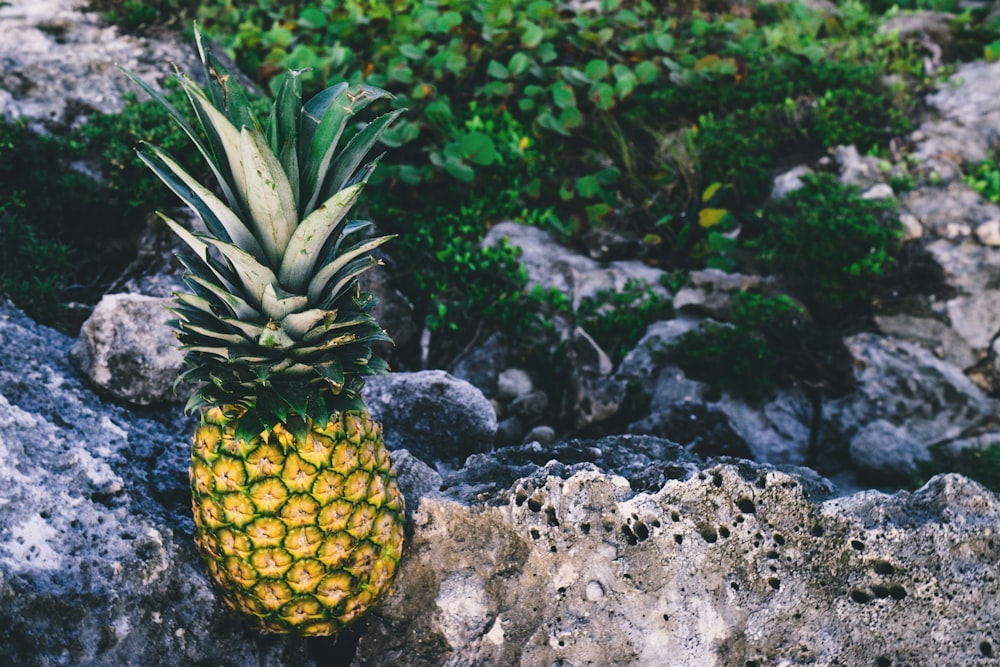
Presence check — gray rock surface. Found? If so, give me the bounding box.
[824,333,997,475]
[6,299,1000,666]
[70,293,185,405]
[482,222,669,311]
[0,0,201,123]
[849,418,929,480]
[0,301,320,666]
[365,370,498,465]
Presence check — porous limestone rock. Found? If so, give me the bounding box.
[359,462,1000,667]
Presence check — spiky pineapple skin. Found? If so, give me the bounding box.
[190,405,404,636]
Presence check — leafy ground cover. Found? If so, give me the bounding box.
[4,0,1000,388]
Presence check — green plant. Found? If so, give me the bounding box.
[965,158,1000,203]
[86,0,201,33]
[923,441,1000,492]
[576,279,674,364]
[0,202,75,323]
[758,172,903,317]
[666,290,813,403]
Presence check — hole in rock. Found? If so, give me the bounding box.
[875,658,891,667]
[737,498,756,514]
[674,534,683,545]
[888,585,907,600]
[700,527,718,544]
[633,521,650,541]
[773,534,785,546]
[527,497,543,513]
[851,540,865,551]
[850,590,872,604]
[981,641,994,658]
[872,585,890,599]
[811,524,824,537]
[718,526,730,539]
[873,561,895,576]
[545,507,559,527]
[621,525,639,546]
[580,523,591,535]
[712,473,723,487]
[768,577,780,590]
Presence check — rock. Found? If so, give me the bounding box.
[70,293,185,406]
[482,222,669,311]
[900,212,924,240]
[715,390,815,465]
[849,419,929,480]
[523,425,557,446]
[976,219,1000,246]
[495,415,527,448]
[770,165,812,199]
[567,327,621,429]
[629,401,753,461]
[672,269,783,320]
[0,300,319,665]
[909,60,1000,184]
[495,368,533,402]
[824,333,997,473]
[901,183,1000,238]
[360,264,418,348]
[359,463,1000,666]
[0,0,202,124]
[450,331,509,398]
[509,390,550,423]
[835,144,885,190]
[874,313,977,369]
[9,299,1000,666]
[924,238,1000,356]
[861,183,895,200]
[365,370,498,465]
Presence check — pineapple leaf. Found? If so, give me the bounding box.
[261,283,309,320]
[172,72,246,215]
[120,66,241,214]
[268,69,305,201]
[315,360,346,388]
[195,25,260,133]
[159,213,241,295]
[137,144,266,259]
[233,408,267,444]
[321,109,404,200]
[281,308,335,339]
[278,182,364,292]
[307,236,394,303]
[316,256,382,308]
[299,82,348,156]
[199,235,280,309]
[240,127,298,267]
[300,84,393,215]
[185,272,259,321]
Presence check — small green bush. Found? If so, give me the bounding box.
[758,173,903,317]
[85,0,200,34]
[667,291,812,403]
[576,279,674,364]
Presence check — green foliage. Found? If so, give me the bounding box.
[85,0,201,33]
[964,158,1000,203]
[924,441,1000,492]
[758,173,903,317]
[0,117,120,329]
[667,291,813,403]
[195,0,922,276]
[576,279,674,364]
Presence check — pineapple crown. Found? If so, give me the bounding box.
[125,27,402,437]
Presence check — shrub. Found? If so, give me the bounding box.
[758,173,903,318]
[576,278,675,364]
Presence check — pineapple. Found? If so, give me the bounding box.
[125,29,405,636]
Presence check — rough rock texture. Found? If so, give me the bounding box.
[824,333,997,463]
[0,301,321,666]
[482,222,669,311]
[70,293,185,405]
[361,463,1000,667]
[365,370,498,465]
[6,299,1000,666]
[0,0,201,123]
